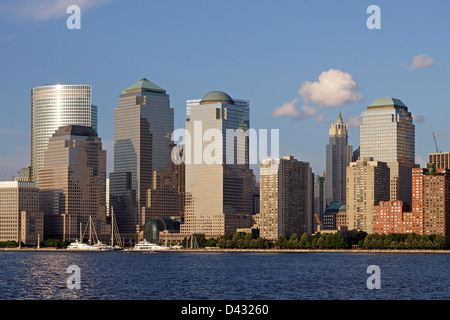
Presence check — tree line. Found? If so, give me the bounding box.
[182,231,448,250]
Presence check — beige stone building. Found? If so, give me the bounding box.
[346,158,390,234]
[0,181,43,246]
[181,91,254,238]
[259,156,314,241]
[38,125,107,241]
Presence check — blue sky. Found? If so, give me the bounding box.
[0,0,449,179]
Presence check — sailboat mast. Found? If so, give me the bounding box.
[89,216,92,245]
[111,207,114,246]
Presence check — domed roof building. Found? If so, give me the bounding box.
[199,91,235,105]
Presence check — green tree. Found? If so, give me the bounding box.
[299,233,309,249]
[433,235,446,249]
[316,236,325,249]
[331,233,346,249]
[217,238,226,248]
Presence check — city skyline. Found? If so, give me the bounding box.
[1,0,449,180]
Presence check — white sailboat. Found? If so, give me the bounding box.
[110,207,123,250]
[67,216,114,251]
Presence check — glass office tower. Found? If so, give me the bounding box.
[111,78,174,239]
[360,97,418,206]
[31,84,97,185]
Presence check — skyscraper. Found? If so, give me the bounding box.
[38,125,106,241]
[346,158,390,234]
[31,84,97,185]
[110,78,174,240]
[412,164,450,241]
[181,91,254,237]
[360,97,418,206]
[260,156,313,240]
[325,111,352,205]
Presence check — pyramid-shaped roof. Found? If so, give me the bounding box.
[368,97,407,108]
[336,110,344,124]
[123,78,166,94]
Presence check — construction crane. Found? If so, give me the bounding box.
[314,214,323,232]
[433,132,441,153]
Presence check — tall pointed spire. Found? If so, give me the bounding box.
[336,110,343,124]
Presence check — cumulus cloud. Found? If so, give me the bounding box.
[408,54,434,70]
[300,105,318,117]
[347,112,364,127]
[413,114,425,124]
[298,69,362,107]
[272,98,301,118]
[1,0,112,21]
[315,112,330,123]
[272,99,318,121]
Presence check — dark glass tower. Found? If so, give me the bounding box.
[110,78,174,241]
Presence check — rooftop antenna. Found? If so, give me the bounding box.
[433,132,441,153]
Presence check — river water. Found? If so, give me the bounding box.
[0,251,449,300]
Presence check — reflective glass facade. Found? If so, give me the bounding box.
[31,84,97,185]
[360,99,417,205]
[111,79,174,236]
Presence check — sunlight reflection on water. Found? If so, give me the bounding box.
[0,251,449,300]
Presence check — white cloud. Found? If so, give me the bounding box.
[298,69,362,107]
[2,0,112,21]
[413,114,425,124]
[347,112,364,127]
[315,112,330,123]
[272,98,301,118]
[272,99,319,121]
[300,105,318,117]
[408,54,434,70]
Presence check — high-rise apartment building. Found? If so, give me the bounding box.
[360,97,418,206]
[31,84,97,185]
[0,181,43,245]
[259,156,313,240]
[372,200,409,235]
[428,152,450,170]
[38,125,106,241]
[412,164,450,241]
[181,91,254,237]
[325,111,352,205]
[346,158,390,234]
[110,78,174,240]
